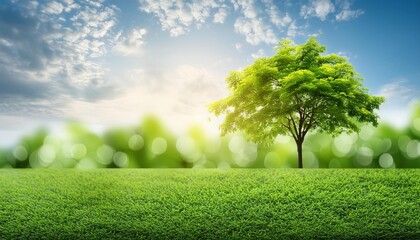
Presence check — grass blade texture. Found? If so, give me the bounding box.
[0,169,419,239]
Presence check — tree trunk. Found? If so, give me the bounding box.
[297,140,303,168]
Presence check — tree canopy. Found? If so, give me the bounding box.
[209,37,384,168]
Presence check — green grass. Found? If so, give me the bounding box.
[0,169,419,239]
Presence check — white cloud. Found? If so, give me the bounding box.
[234,16,278,45]
[138,0,308,44]
[233,0,299,45]
[377,80,420,127]
[138,0,293,44]
[287,21,298,37]
[300,0,363,22]
[0,0,121,110]
[114,28,147,55]
[336,51,358,60]
[232,0,279,45]
[22,0,39,14]
[62,0,80,12]
[336,1,364,21]
[251,49,265,59]
[42,1,64,14]
[71,5,117,39]
[273,12,292,28]
[85,0,104,8]
[139,0,223,37]
[263,0,292,27]
[300,0,335,21]
[378,81,416,101]
[213,5,228,23]
[236,0,258,19]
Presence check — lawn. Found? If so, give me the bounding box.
[0,169,419,239]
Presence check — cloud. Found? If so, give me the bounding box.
[300,0,335,21]
[137,0,362,45]
[0,101,63,118]
[0,66,51,100]
[377,80,420,127]
[234,16,278,45]
[378,80,418,101]
[335,0,364,21]
[42,1,64,14]
[263,0,292,28]
[213,5,228,23]
[251,49,265,59]
[232,0,301,44]
[336,51,358,60]
[287,21,301,37]
[232,0,281,45]
[138,0,297,45]
[114,28,147,55]
[0,7,56,71]
[300,0,363,22]
[0,0,123,120]
[139,0,223,37]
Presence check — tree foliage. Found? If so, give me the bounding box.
[209,37,384,167]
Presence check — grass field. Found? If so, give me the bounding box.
[0,169,419,239]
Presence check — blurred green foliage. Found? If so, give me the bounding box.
[1,103,419,168]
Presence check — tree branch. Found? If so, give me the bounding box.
[287,114,299,141]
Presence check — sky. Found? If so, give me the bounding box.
[0,0,419,146]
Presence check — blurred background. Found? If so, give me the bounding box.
[1,102,419,169]
[1,1,419,169]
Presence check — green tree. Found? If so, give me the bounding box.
[209,37,384,168]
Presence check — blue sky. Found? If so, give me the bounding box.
[0,0,419,145]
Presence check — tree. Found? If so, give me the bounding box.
[209,37,384,168]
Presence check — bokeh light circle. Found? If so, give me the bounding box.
[356,147,373,166]
[96,145,114,165]
[229,135,245,154]
[71,144,87,159]
[176,136,196,156]
[406,140,420,159]
[13,146,28,161]
[38,144,56,166]
[379,153,393,168]
[332,134,355,157]
[113,152,129,167]
[128,135,144,151]
[151,137,167,155]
